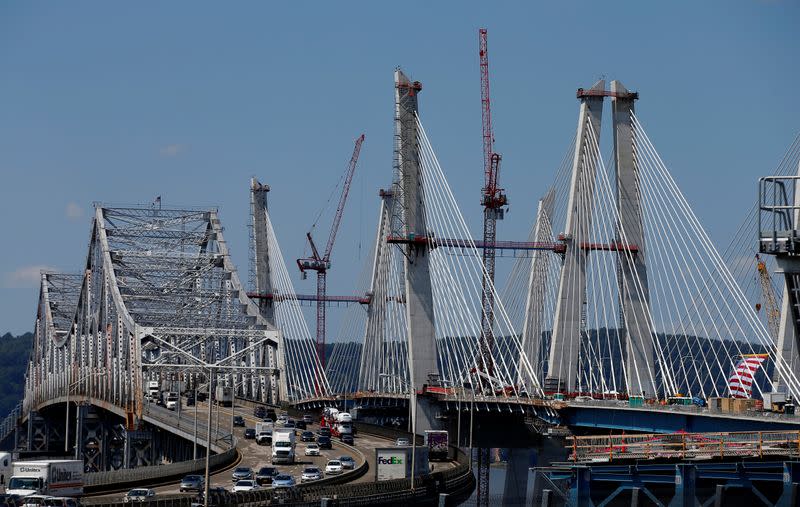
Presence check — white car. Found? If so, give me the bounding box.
[277,414,288,425]
[301,466,322,482]
[123,488,156,502]
[232,480,260,492]
[574,396,594,402]
[305,443,320,456]
[325,460,344,475]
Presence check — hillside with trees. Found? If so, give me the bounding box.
[0,332,32,419]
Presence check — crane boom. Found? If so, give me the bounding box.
[324,134,365,260]
[297,134,365,372]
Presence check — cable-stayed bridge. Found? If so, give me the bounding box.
[3,69,800,496]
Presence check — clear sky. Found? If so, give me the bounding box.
[0,2,798,335]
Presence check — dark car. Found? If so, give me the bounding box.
[196,391,208,402]
[233,415,245,427]
[255,466,279,486]
[318,427,331,438]
[295,420,307,430]
[180,474,204,492]
[244,428,256,439]
[340,433,354,445]
[300,431,315,442]
[254,406,266,418]
[265,409,277,420]
[318,435,332,449]
[284,419,296,429]
[185,395,195,407]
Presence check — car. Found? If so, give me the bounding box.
[338,455,356,469]
[20,496,51,507]
[325,460,344,475]
[123,489,155,502]
[318,435,332,449]
[196,391,208,402]
[232,480,259,493]
[233,415,245,427]
[301,466,322,482]
[256,430,272,446]
[302,414,314,424]
[271,474,296,489]
[244,428,256,439]
[277,414,288,425]
[395,437,410,446]
[301,431,315,442]
[254,406,266,418]
[255,466,279,486]
[186,395,196,407]
[43,498,81,507]
[574,395,594,402]
[231,466,254,482]
[295,420,307,430]
[318,427,332,438]
[340,433,354,445]
[305,442,321,456]
[285,419,296,429]
[261,417,273,424]
[265,409,277,420]
[180,474,205,492]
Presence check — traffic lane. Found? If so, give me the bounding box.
[146,403,370,494]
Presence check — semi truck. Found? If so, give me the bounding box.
[6,460,83,498]
[271,429,296,464]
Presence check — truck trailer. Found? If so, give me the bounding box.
[7,460,83,498]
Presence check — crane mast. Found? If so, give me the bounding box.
[477,27,507,507]
[478,28,507,378]
[297,134,365,373]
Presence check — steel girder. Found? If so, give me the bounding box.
[24,206,287,436]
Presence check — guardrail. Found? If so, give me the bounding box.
[84,447,239,494]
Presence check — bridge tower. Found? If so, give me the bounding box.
[393,69,440,431]
[611,80,656,397]
[759,164,800,391]
[251,179,280,401]
[545,80,606,394]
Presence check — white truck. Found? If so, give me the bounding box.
[7,460,83,498]
[256,421,273,445]
[215,386,233,407]
[164,391,179,410]
[271,429,296,464]
[146,380,160,402]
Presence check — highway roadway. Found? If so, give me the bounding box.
[90,400,394,501]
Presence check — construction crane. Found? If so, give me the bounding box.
[297,134,365,371]
[756,254,781,341]
[478,27,507,382]
[476,27,507,507]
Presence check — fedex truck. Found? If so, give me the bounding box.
[7,460,83,497]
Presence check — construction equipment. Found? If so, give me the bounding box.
[755,254,781,341]
[297,134,365,371]
[476,27,507,507]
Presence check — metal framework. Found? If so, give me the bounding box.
[24,205,287,432]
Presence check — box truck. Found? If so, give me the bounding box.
[7,460,83,497]
[424,430,449,461]
[215,386,233,407]
[271,429,296,464]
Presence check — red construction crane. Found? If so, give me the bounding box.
[477,27,506,507]
[297,134,365,371]
[478,28,507,378]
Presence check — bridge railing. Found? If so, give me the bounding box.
[568,429,800,463]
[85,447,238,492]
[0,403,20,444]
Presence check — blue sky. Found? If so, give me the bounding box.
[0,2,797,335]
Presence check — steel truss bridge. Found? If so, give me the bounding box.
[2,68,800,499]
